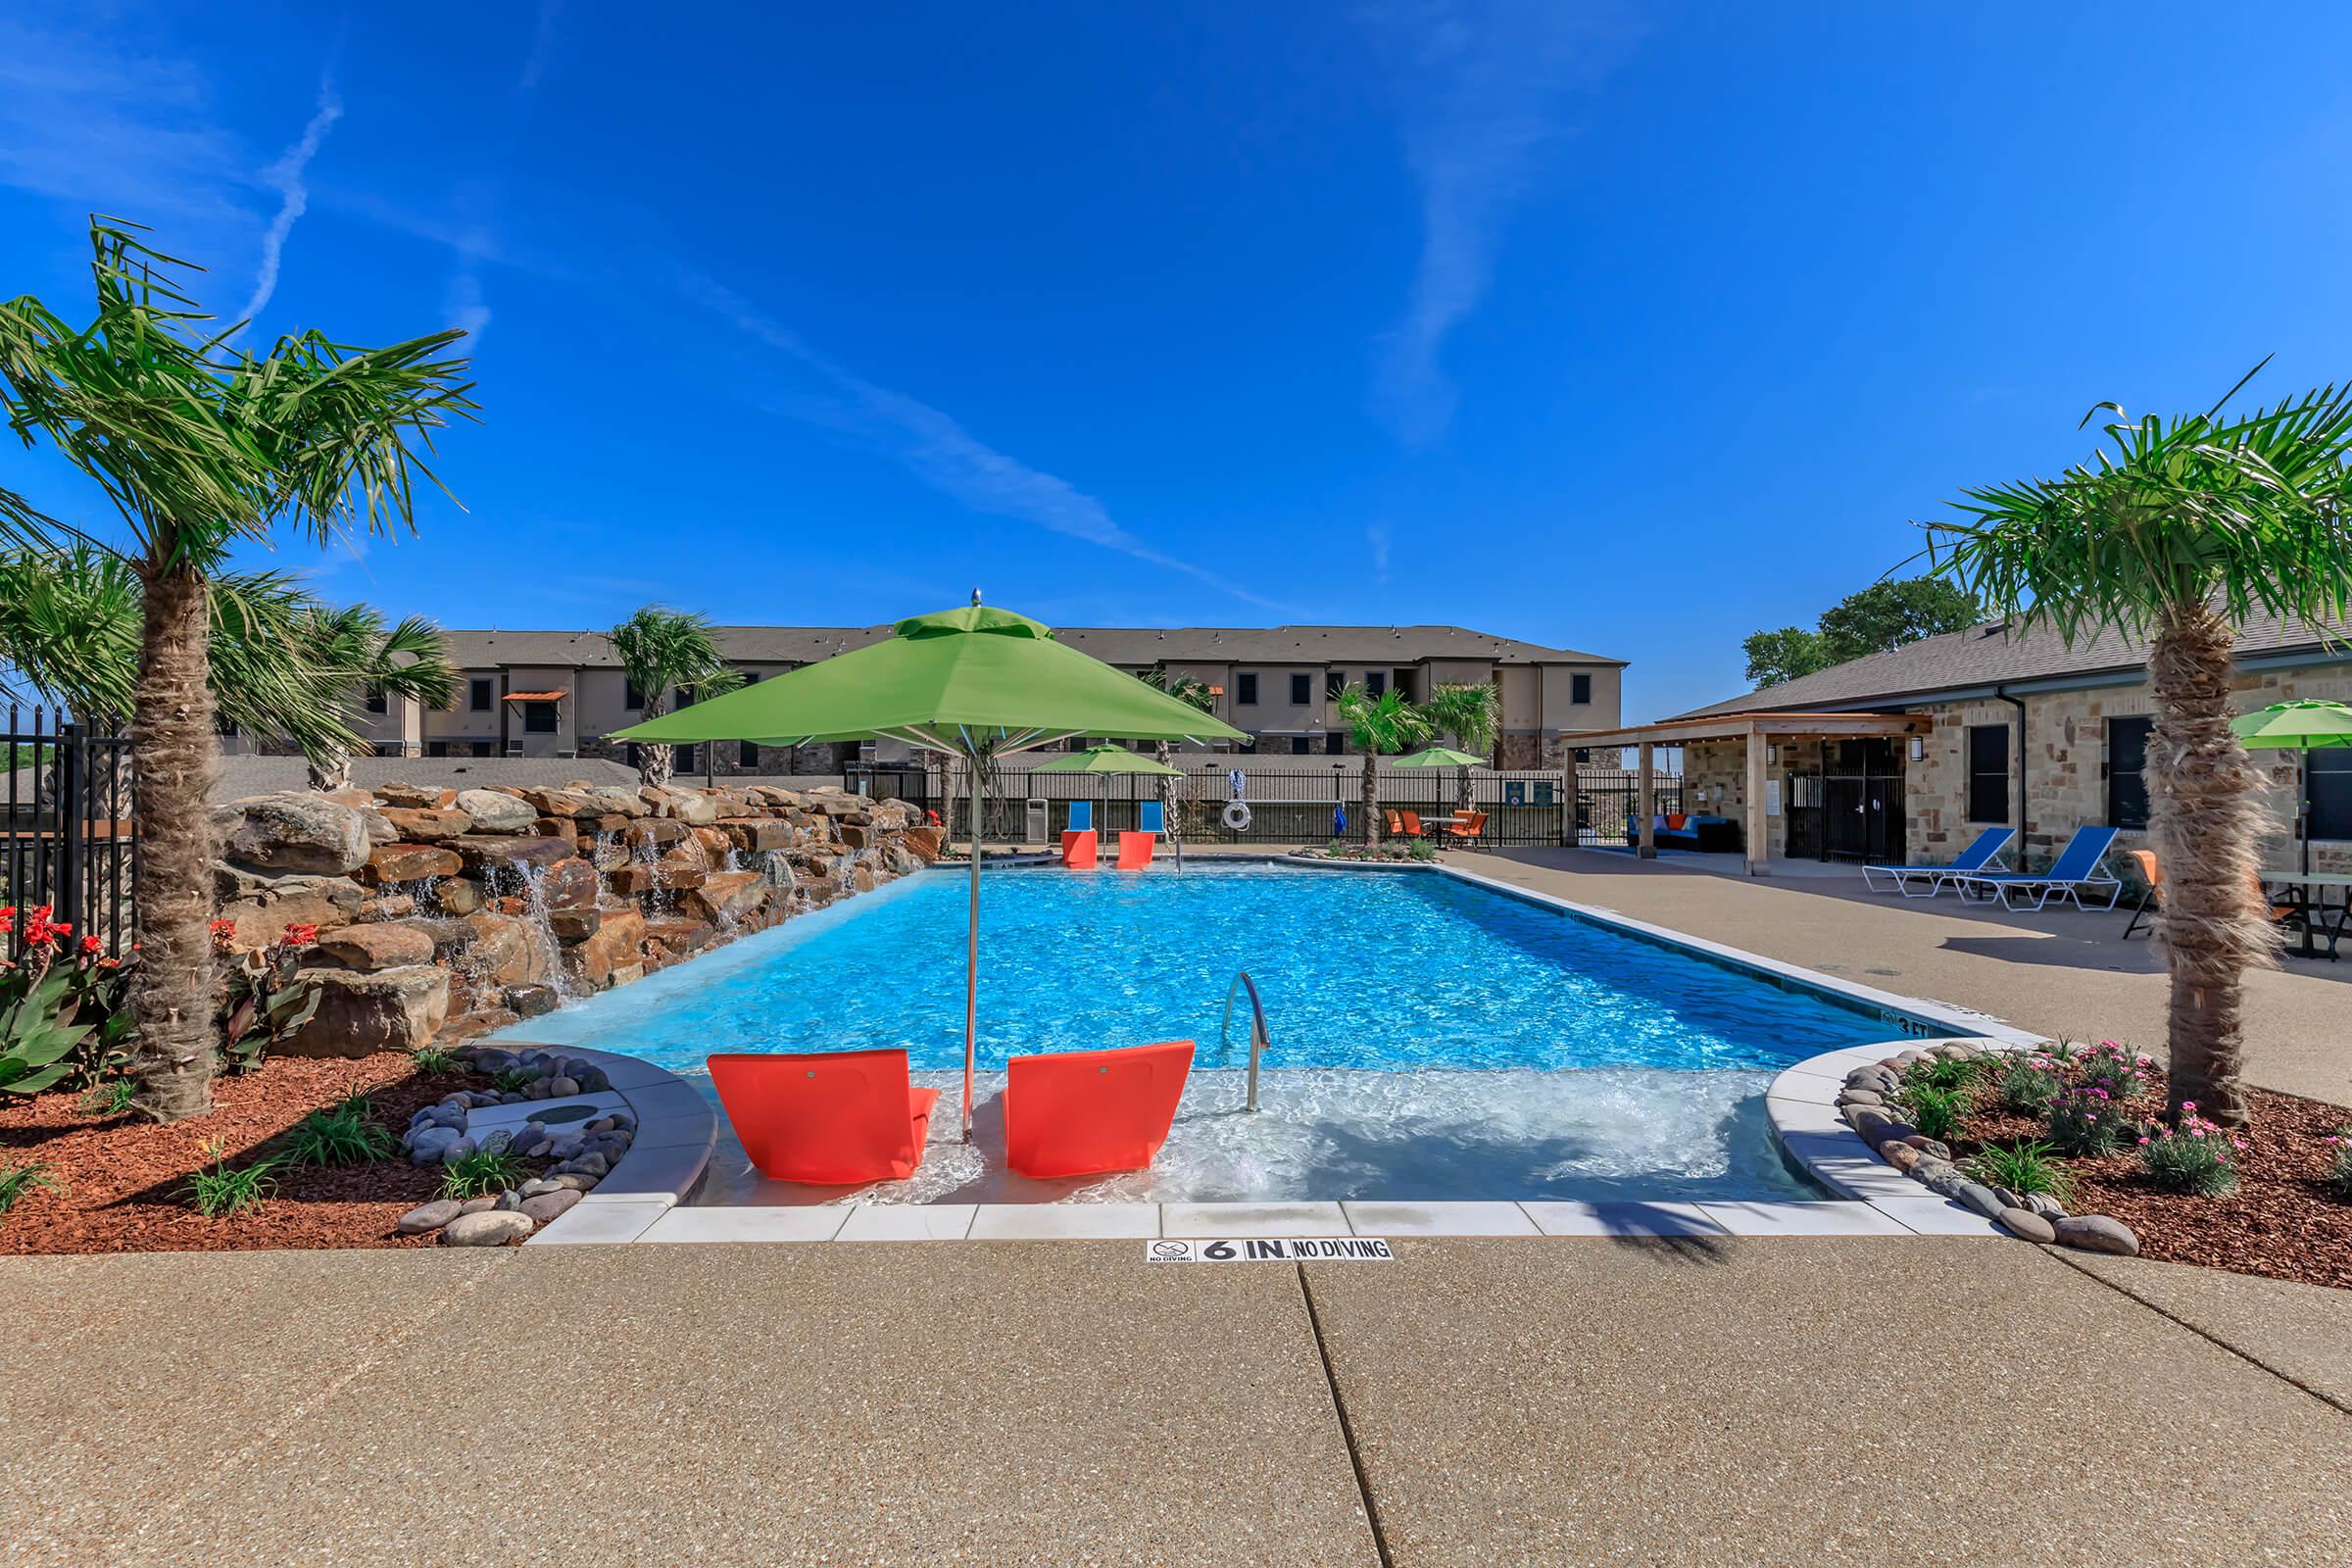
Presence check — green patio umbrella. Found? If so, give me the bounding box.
[2230,699,2352,876]
[1027,742,1185,776]
[612,596,1246,1142]
[1392,747,1486,768]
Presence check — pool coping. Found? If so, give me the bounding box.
[512,1047,719,1245]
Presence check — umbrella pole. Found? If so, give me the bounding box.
[962,751,979,1144]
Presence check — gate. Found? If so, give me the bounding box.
[3,708,136,960]
[1573,765,1686,845]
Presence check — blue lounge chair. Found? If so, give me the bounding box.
[1138,800,1165,835]
[1862,825,2015,898]
[1951,825,2124,911]
[1067,801,1093,834]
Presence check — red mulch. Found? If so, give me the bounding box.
[0,1054,482,1254]
[1944,1068,2352,1292]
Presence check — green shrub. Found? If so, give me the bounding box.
[79,1077,136,1117]
[439,1144,527,1200]
[181,1142,278,1217]
[282,1096,395,1168]
[1962,1140,2074,1203]
[1904,1085,1968,1142]
[2078,1040,2152,1102]
[2325,1130,2352,1201]
[1906,1054,1989,1093]
[2046,1085,2128,1156]
[2136,1105,2242,1198]
[0,1160,61,1214]
[409,1044,459,1075]
[490,1069,532,1094]
[1998,1053,2067,1115]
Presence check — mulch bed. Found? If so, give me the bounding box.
[1943,1068,2352,1292]
[0,1054,478,1254]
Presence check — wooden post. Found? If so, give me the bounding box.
[1637,741,1657,858]
[1744,724,1769,877]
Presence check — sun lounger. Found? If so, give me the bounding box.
[707,1048,939,1184]
[1004,1040,1195,1179]
[1951,825,2123,911]
[1114,830,1154,869]
[1060,829,1098,868]
[1862,825,2014,898]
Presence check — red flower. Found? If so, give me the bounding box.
[79,935,102,956]
[0,906,14,936]
[281,924,319,948]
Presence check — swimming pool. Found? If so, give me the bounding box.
[496,862,1928,1202]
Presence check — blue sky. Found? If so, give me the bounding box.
[5,2,2352,721]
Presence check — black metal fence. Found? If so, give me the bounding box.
[1572,766,1686,846]
[3,708,136,960]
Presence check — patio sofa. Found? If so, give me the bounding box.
[1646,813,1742,852]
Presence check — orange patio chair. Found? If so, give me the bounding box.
[1004,1040,1195,1179]
[1114,830,1155,870]
[1384,808,1406,837]
[2122,847,2291,939]
[1446,809,1488,846]
[1399,810,1427,837]
[708,1049,939,1184]
[1060,828,1099,868]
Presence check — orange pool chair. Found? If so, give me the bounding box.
[1399,810,1427,837]
[1004,1040,1195,1179]
[1114,830,1155,870]
[1060,829,1099,868]
[708,1049,939,1184]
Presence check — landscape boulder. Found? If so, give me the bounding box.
[454,789,539,834]
[540,856,600,910]
[564,906,647,989]
[376,784,459,809]
[214,866,367,946]
[454,835,577,876]
[312,921,438,972]
[460,910,549,987]
[2053,1215,2139,1256]
[685,870,766,927]
[214,792,373,876]
[440,1210,534,1247]
[281,965,450,1056]
[359,842,465,886]
[377,806,474,842]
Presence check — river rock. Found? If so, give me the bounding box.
[1837,1088,1884,1107]
[518,1189,581,1224]
[312,921,437,971]
[2023,1192,2068,1220]
[1952,1180,2008,1220]
[454,789,539,834]
[281,965,451,1055]
[440,1210,535,1247]
[1998,1207,2058,1244]
[2053,1215,2140,1255]
[214,792,374,876]
[396,1199,464,1235]
[1879,1141,1921,1172]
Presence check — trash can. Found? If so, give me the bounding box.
[1024,798,1049,847]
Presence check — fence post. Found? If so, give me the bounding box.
[56,722,86,945]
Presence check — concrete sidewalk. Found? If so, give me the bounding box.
[7,1240,2345,1567]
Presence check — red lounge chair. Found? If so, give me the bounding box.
[1114,830,1154,870]
[1004,1040,1195,1179]
[1060,829,1099,868]
[708,1049,939,1184]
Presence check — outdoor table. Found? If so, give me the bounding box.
[2260,870,2352,960]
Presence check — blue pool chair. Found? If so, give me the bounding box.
[1950,825,2124,911]
[1861,825,2014,898]
[1067,801,1093,833]
[1138,800,1165,835]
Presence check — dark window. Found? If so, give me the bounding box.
[2309,750,2352,842]
[2106,715,2152,830]
[1324,671,1344,700]
[426,740,451,758]
[364,684,387,714]
[469,676,493,712]
[624,742,640,767]
[1394,668,1414,700]
[217,717,240,738]
[739,741,760,768]
[523,702,560,735]
[1325,732,1346,756]
[624,680,644,710]
[1967,723,2009,824]
[1290,673,1311,706]
[372,741,403,757]
[676,744,698,774]
[1237,672,1258,706]
[470,740,495,759]
[1571,672,1593,705]
[1290,736,1313,756]
[1365,671,1387,697]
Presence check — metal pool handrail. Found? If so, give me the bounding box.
[1218,970,1269,1113]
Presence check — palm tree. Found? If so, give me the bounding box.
[1336,685,1429,849]
[1142,666,1215,842]
[288,605,458,789]
[609,607,744,788]
[0,220,473,1122]
[1421,680,1499,809]
[1927,363,2352,1126]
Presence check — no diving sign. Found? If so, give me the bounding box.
[1147,1238,1395,1262]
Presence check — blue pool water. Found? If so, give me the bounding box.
[506,863,1902,1072]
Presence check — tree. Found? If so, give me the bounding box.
[1926,363,2352,1127]
[1420,680,1498,808]
[1335,685,1429,849]
[0,221,473,1122]
[1141,666,1215,843]
[1743,576,1984,688]
[0,549,452,791]
[609,607,744,789]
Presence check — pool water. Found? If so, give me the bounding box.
[497,864,1913,1203]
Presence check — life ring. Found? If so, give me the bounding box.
[1221,800,1253,831]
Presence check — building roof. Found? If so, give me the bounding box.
[1674,609,2352,719]
[442,622,1621,670]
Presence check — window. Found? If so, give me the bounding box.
[1365,671,1387,697]
[372,741,404,757]
[1237,672,1258,706]
[1324,671,1344,700]
[1325,732,1346,755]
[470,740,495,759]
[675,744,698,774]
[426,740,450,758]
[364,684,387,714]
[1966,723,2009,824]
[624,680,644,710]
[1290,673,1311,706]
[469,677,493,712]
[739,741,760,768]
[2106,715,2152,830]
[1290,736,1313,756]
[523,702,560,735]
[2310,749,2352,843]
[1571,672,1592,705]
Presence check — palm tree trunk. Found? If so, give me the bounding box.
[307,743,352,793]
[640,742,673,791]
[126,561,220,1123]
[2147,600,2274,1126]
[1361,753,1379,849]
[1154,739,1184,844]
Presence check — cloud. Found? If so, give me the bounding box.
[683,271,1295,613]
[517,0,564,92]
[1363,0,1641,447]
[1367,522,1393,585]
[233,80,344,334]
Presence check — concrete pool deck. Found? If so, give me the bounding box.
[8,1238,2347,1566]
